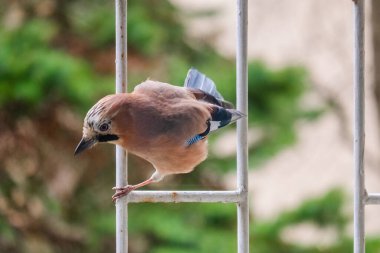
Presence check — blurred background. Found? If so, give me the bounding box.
[1,0,380,252]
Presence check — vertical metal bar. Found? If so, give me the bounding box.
[236,0,249,252]
[115,0,128,253]
[353,0,365,252]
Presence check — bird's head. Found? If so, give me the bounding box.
[74,95,123,155]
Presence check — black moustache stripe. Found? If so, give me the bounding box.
[97,134,119,142]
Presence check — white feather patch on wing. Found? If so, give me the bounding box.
[210,121,221,132]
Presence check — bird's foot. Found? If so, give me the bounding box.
[112,185,135,202]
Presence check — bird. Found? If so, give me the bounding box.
[75,68,245,201]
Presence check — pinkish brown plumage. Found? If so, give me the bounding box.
[75,68,245,201]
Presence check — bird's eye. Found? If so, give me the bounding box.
[99,123,110,132]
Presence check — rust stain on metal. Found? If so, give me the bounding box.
[172,192,178,203]
[142,197,155,203]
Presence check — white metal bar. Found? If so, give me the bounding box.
[127,190,243,203]
[115,0,128,253]
[365,193,380,205]
[353,0,365,252]
[236,0,249,252]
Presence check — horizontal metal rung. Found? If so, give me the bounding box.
[365,193,380,205]
[125,190,243,203]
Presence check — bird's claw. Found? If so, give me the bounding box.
[112,185,135,202]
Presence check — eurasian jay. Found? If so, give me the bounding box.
[75,68,245,201]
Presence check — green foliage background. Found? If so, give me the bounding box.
[0,0,377,252]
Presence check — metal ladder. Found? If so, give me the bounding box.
[113,1,249,252]
[352,0,380,252]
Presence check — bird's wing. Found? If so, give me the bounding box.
[185,105,245,147]
[208,106,245,131]
[185,119,211,146]
[184,68,233,109]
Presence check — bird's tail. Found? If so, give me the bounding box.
[184,68,234,109]
[184,68,224,100]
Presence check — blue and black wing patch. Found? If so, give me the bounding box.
[185,135,204,146]
[185,106,246,147]
[186,120,211,146]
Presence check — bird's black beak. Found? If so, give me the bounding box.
[74,137,97,156]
